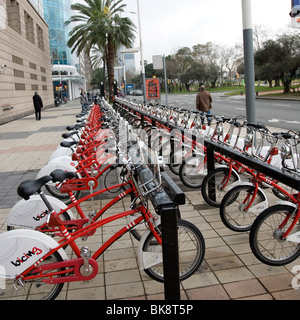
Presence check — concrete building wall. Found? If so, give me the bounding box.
[0,0,53,125]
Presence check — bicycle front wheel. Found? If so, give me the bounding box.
[201,166,240,207]
[0,251,64,300]
[220,185,266,232]
[250,205,300,266]
[179,156,206,188]
[142,219,205,282]
[168,150,182,175]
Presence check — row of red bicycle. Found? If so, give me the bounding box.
[114,97,300,267]
[0,98,205,300]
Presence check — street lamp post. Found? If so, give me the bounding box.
[241,0,256,124]
[163,54,168,107]
[137,0,147,103]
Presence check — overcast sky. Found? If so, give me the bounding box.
[122,0,293,67]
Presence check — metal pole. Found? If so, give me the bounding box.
[161,205,180,300]
[123,54,126,97]
[241,0,256,124]
[163,54,168,107]
[137,0,147,103]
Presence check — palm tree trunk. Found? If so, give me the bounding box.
[107,35,115,103]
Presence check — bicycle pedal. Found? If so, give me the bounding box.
[80,246,94,277]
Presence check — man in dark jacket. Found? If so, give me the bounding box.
[196,85,212,124]
[33,92,43,120]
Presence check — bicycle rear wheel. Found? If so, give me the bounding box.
[0,251,64,300]
[142,219,205,282]
[250,205,300,266]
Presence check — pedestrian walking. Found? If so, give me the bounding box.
[196,85,212,124]
[32,91,43,120]
[80,91,89,112]
[117,88,124,97]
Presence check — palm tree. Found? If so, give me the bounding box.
[65,0,136,101]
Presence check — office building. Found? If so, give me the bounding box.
[0,0,53,124]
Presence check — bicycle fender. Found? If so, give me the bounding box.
[235,182,253,187]
[49,147,73,162]
[137,218,162,270]
[0,229,68,279]
[228,181,256,189]
[7,194,75,229]
[48,155,79,167]
[217,168,241,191]
[228,183,268,212]
[275,200,297,209]
[247,199,269,213]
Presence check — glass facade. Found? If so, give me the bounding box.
[124,53,136,72]
[43,0,75,66]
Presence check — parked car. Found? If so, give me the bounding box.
[132,90,143,96]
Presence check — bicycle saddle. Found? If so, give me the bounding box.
[17,176,52,200]
[62,131,77,139]
[66,123,85,131]
[60,140,78,148]
[50,169,76,182]
[76,119,86,124]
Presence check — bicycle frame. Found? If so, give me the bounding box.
[17,202,161,285]
[14,166,163,286]
[37,179,137,236]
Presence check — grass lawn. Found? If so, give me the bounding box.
[206,85,300,99]
[164,84,300,99]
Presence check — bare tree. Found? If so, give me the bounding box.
[220,44,243,85]
[253,25,273,51]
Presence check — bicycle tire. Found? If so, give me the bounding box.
[168,150,181,175]
[179,156,206,188]
[142,219,205,282]
[250,205,300,266]
[201,167,240,207]
[0,251,64,300]
[220,185,266,232]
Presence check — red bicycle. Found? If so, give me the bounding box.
[0,157,205,299]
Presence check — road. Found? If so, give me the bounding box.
[128,93,300,132]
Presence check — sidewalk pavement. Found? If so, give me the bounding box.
[0,99,300,301]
